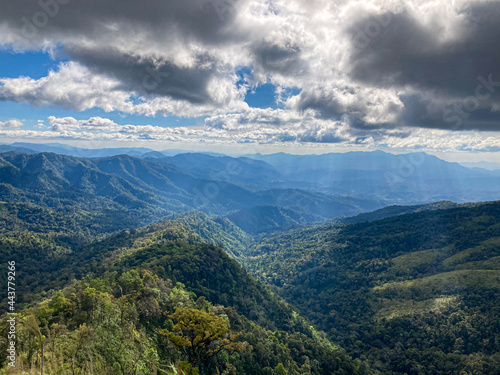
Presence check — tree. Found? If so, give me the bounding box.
[26,315,44,375]
[157,308,244,368]
[274,363,288,375]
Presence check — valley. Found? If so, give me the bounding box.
[0,147,499,374]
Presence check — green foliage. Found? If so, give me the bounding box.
[7,154,499,374]
[0,211,367,374]
[178,361,199,375]
[0,268,365,375]
[1,271,163,374]
[158,307,244,370]
[117,241,303,334]
[247,201,500,374]
[227,205,323,235]
[274,363,288,375]
[173,211,252,259]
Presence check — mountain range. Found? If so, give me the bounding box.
[0,146,499,373]
[2,143,500,208]
[0,152,385,231]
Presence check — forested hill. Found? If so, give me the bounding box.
[3,144,500,205]
[0,151,385,226]
[0,208,370,374]
[1,151,500,374]
[246,200,500,374]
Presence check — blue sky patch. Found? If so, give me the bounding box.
[0,50,66,79]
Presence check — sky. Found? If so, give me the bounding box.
[0,0,500,161]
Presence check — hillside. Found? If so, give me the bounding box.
[4,146,500,207]
[331,200,464,225]
[143,153,287,190]
[0,152,385,224]
[246,201,500,374]
[0,209,315,335]
[227,205,323,234]
[1,150,500,374]
[172,211,252,259]
[0,209,370,374]
[0,271,369,375]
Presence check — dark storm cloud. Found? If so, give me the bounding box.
[294,89,345,120]
[296,132,345,143]
[344,2,500,131]
[2,0,241,44]
[0,0,242,104]
[251,43,308,77]
[66,47,217,104]
[398,93,500,132]
[348,3,500,94]
[292,86,400,131]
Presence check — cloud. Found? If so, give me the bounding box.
[340,1,500,131]
[1,114,500,153]
[0,62,247,117]
[288,82,404,128]
[0,62,134,112]
[1,0,500,134]
[0,119,23,128]
[346,3,500,96]
[378,129,500,153]
[0,0,251,115]
[47,116,119,131]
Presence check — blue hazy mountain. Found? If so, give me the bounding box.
[142,152,292,189]
[4,142,224,158]
[0,144,39,154]
[247,151,500,203]
[8,142,155,158]
[0,152,384,222]
[3,145,500,205]
[142,150,227,158]
[461,161,500,170]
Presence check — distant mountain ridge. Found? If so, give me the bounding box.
[143,152,287,189]
[0,142,223,158]
[246,151,500,203]
[0,152,385,224]
[331,200,465,224]
[461,161,500,170]
[2,144,500,221]
[0,142,499,374]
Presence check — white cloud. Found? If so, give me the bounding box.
[0,119,23,128]
[0,61,247,117]
[2,114,499,154]
[0,0,500,139]
[0,62,134,112]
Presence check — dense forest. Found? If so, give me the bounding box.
[1,268,368,374]
[1,151,499,374]
[246,201,500,374]
[0,202,368,374]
